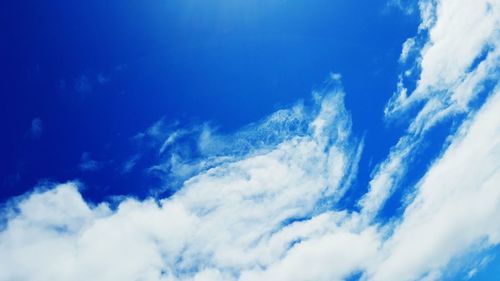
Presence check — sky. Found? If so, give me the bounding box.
[0,0,499,280]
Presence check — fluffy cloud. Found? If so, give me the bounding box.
[1,88,498,281]
[1,0,499,280]
[0,87,368,281]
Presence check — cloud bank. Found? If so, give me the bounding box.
[1,0,499,280]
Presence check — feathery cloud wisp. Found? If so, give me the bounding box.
[0,0,499,280]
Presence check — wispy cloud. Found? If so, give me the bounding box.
[74,75,92,94]
[368,87,500,281]
[386,0,418,15]
[386,0,499,132]
[0,82,368,281]
[360,0,500,221]
[1,86,499,281]
[29,118,43,138]
[3,80,498,281]
[120,154,141,174]
[0,0,499,280]
[78,152,103,172]
[96,73,110,84]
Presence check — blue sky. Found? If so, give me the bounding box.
[1,0,499,280]
[1,0,417,201]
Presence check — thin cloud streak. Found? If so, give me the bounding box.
[360,0,500,221]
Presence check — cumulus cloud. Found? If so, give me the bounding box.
[1,85,498,281]
[0,0,499,280]
[0,85,368,281]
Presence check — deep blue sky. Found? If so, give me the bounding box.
[2,1,500,280]
[1,0,419,202]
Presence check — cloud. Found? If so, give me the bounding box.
[2,82,498,281]
[121,154,141,174]
[29,118,43,138]
[385,0,499,133]
[360,0,500,221]
[0,0,499,280]
[358,0,500,278]
[96,73,110,84]
[78,152,103,172]
[1,92,500,281]
[466,254,494,280]
[74,75,92,94]
[386,0,418,15]
[0,80,500,280]
[0,84,368,281]
[60,70,113,96]
[368,87,500,281]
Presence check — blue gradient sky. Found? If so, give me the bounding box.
[1,0,418,201]
[1,1,499,280]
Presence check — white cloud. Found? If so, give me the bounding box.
[359,135,417,220]
[387,0,418,15]
[2,89,500,281]
[362,0,500,220]
[466,255,494,280]
[121,154,141,174]
[385,0,500,134]
[368,88,500,281]
[0,84,368,281]
[1,0,499,280]
[79,152,103,172]
[2,83,498,281]
[359,0,500,279]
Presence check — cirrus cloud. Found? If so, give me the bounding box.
[1,0,499,280]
